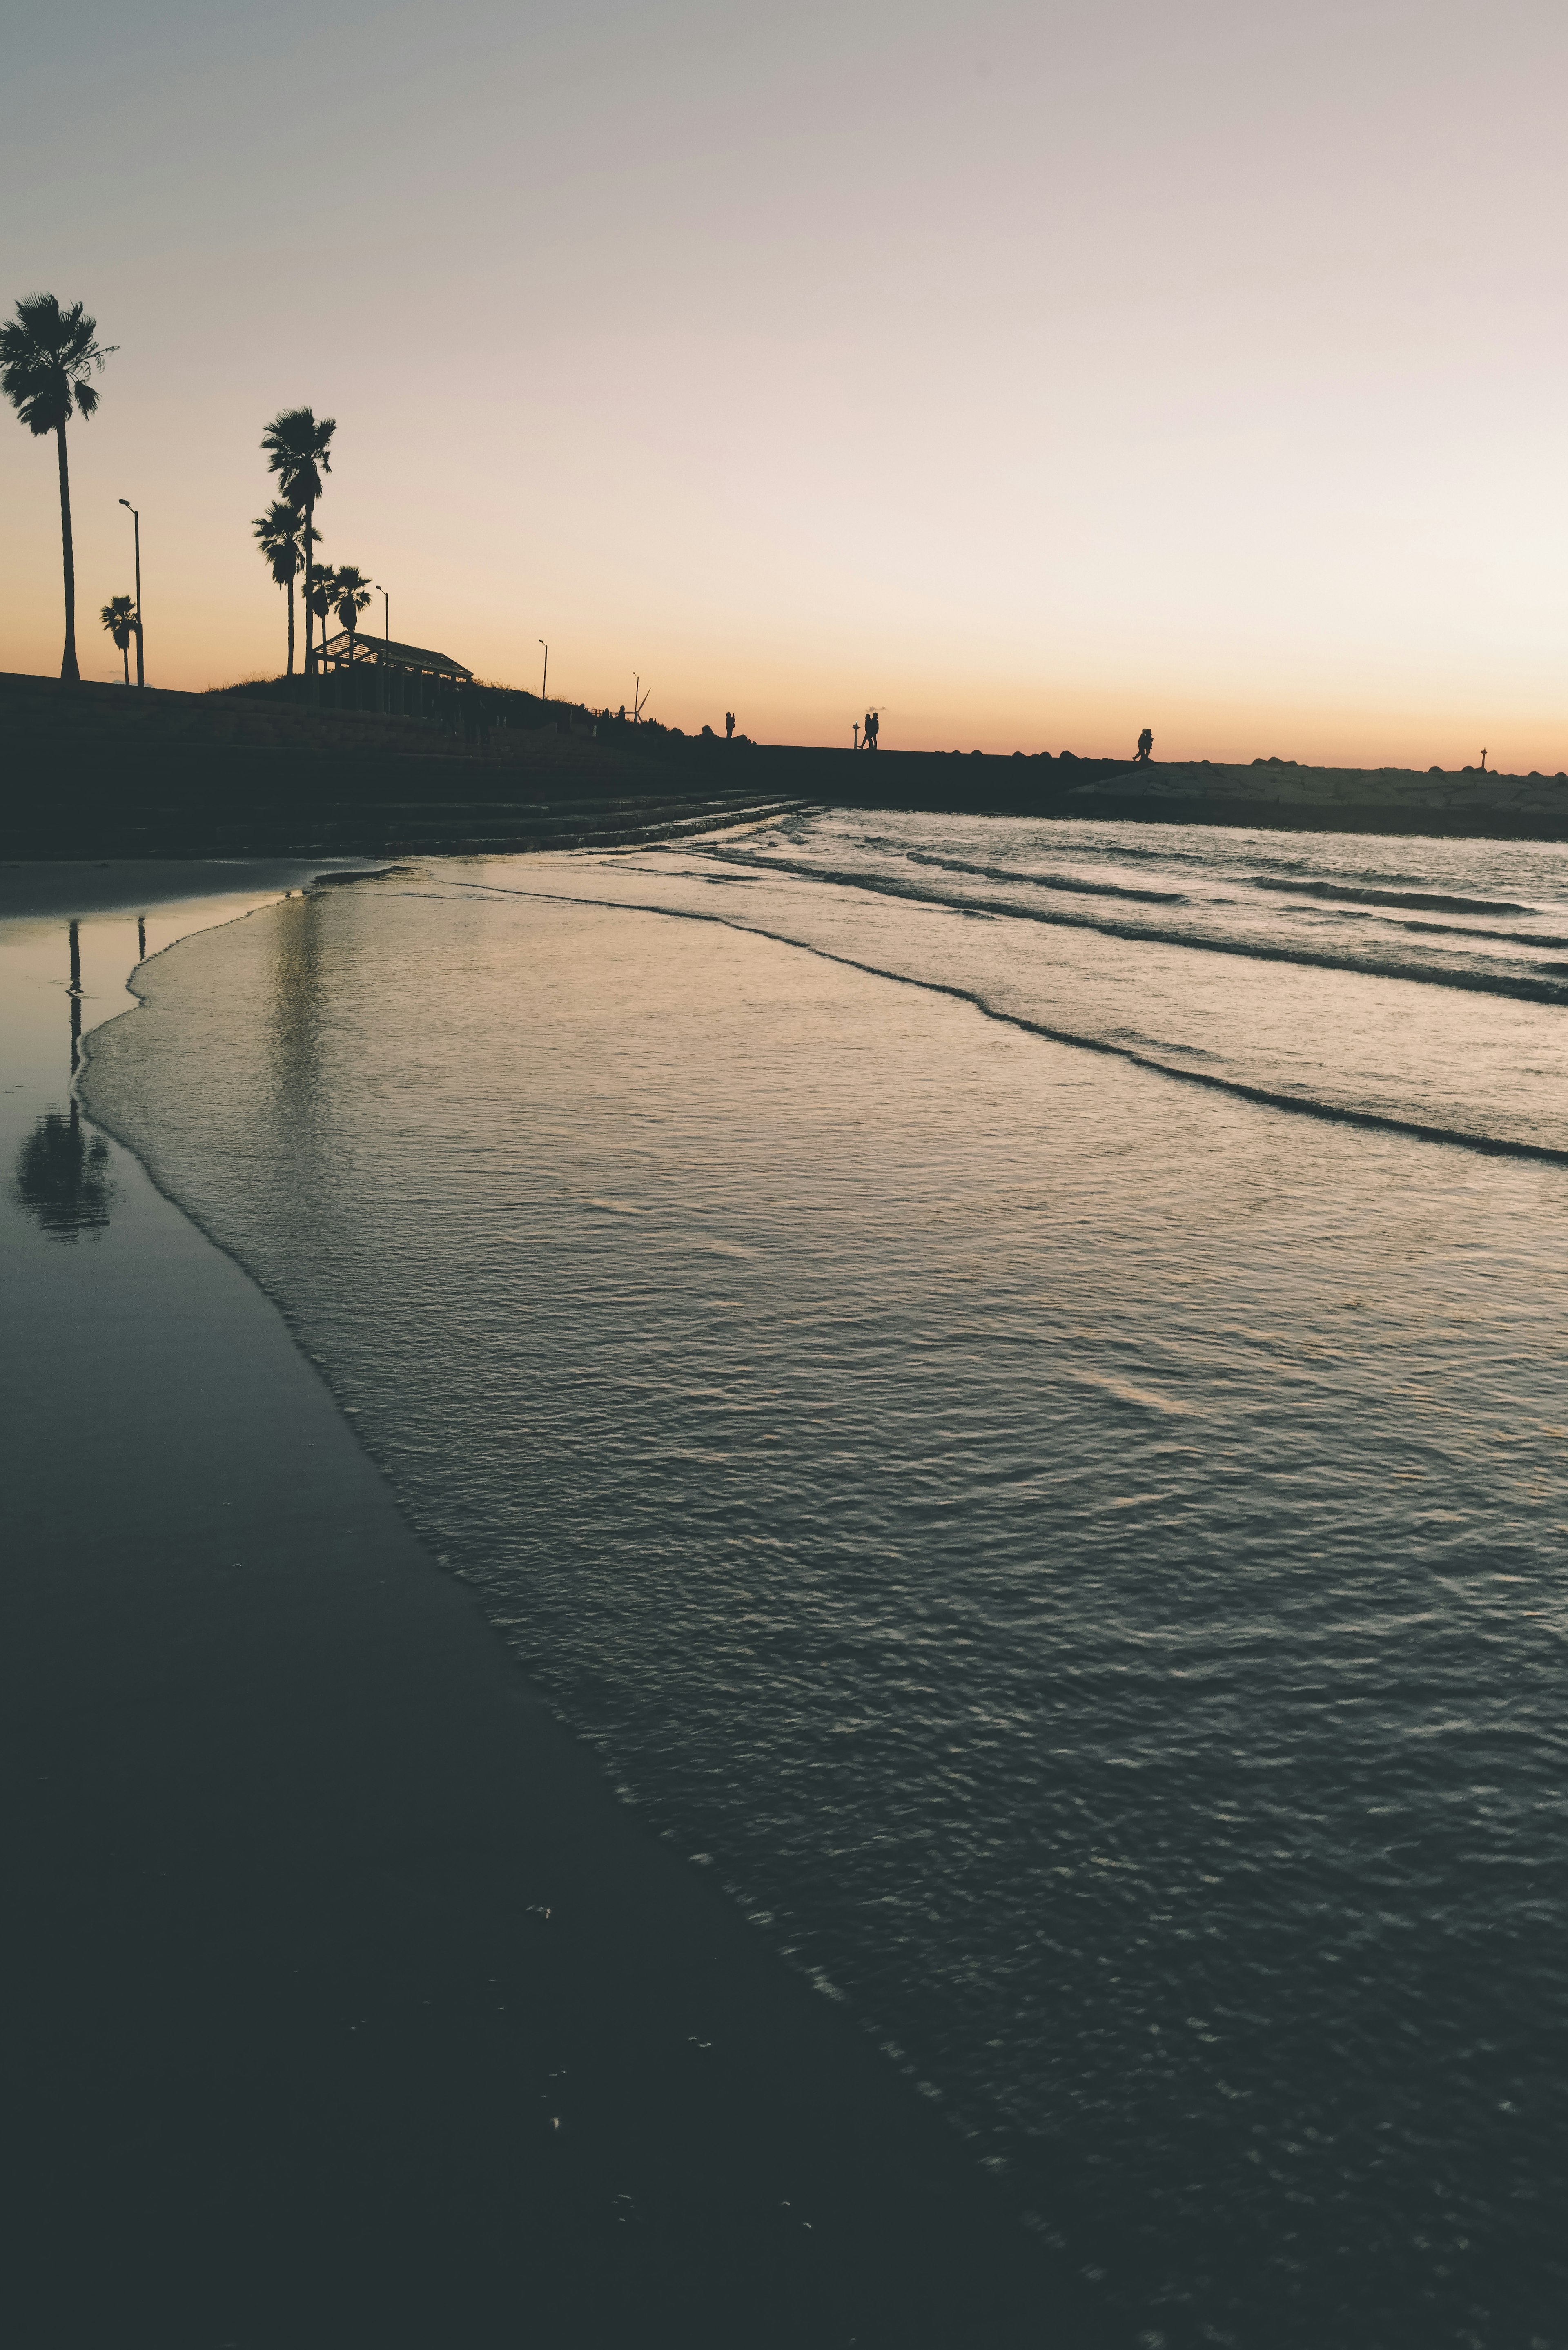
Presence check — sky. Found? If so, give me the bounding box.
[2,0,1565,765]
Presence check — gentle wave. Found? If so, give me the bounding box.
[471,880,1568,1167]
[75,854,1568,2346]
[904,849,1189,906]
[1250,875,1535,915]
[1395,918,1568,946]
[708,849,1568,1006]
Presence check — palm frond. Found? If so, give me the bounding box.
[330,562,373,629]
[100,593,134,649]
[252,499,309,582]
[1,292,115,436]
[261,405,336,508]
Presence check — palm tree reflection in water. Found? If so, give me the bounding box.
[267,890,331,1188]
[12,919,116,1241]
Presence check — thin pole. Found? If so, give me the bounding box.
[539,638,548,710]
[120,500,144,685]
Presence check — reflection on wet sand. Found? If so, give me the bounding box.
[13,1108,114,1240]
[266,890,332,1179]
[12,919,116,1241]
[69,916,81,1072]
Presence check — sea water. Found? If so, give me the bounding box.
[78,812,1568,2347]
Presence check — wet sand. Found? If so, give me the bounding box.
[0,865,1089,2348]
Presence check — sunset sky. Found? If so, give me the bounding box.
[2,0,1565,765]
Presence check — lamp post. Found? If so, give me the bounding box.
[117,499,143,686]
[539,638,548,713]
[376,584,390,713]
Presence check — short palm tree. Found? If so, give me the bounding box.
[100,594,136,685]
[332,564,373,667]
[1,294,115,684]
[260,406,335,673]
[307,566,339,664]
[251,500,317,676]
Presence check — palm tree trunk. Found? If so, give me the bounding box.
[56,424,79,684]
[121,639,129,687]
[287,576,295,676]
[303,500,314,676]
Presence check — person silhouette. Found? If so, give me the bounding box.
[1136,726,1153,764]
[726,711,735,740]
[866,709,880,751]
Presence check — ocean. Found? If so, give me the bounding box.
[79,810,1568,2347]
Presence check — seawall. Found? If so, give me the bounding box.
[7,672,1568,853]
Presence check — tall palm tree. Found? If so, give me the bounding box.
[332,564,372,669]
[260,406,335,674]
[1,295,115,684]
[100,594,135,685]
[251,499,317,676]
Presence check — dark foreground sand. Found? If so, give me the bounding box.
[1,866,1093,2349]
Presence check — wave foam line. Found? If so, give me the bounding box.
[698,850,1568,1006]
[902,850,1189,906]
[448,877,1568,1169]
[1250,876,1535,916]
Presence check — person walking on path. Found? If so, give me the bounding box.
[866,709,880,751]
[1136,726,1153,763]
[725,711,735,740]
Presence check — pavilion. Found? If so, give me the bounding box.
[317,629,472,717]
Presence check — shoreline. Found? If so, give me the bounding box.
[1,863,1091,2347]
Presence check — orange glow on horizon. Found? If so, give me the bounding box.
[3,2,1565,775]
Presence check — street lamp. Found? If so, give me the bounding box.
[117,499,144,686]
[539,638,548,712]
[374,584,390,713]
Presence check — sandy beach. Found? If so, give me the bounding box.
[10,822,1566,2346]
[0,862,1080,2348]
[9,5,1564,2336]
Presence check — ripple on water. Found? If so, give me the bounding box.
[78,825,1568,2347]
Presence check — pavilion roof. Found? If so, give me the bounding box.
[319,629,472,680]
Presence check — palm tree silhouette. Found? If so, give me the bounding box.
[261,407,335,676]
[307,567,339,664]
[1,295,116,684]
[100,594,136,685]
[252,500,317,677]
[332,564,372,671]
